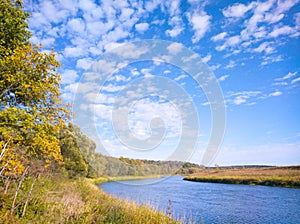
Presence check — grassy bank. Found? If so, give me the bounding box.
[184,166,300,188]
[0,175,180,223]
[90,174,165,184]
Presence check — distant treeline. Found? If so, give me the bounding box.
[206,165,300,170]
[60,123,204,178]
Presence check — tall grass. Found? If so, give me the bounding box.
[0,175,180,223]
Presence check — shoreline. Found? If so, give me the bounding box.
[183,166,300,189]
[89,174,167,184]
[183,176,300,188]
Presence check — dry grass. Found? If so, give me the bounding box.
[184,166,300,188]
[1,176,181,223]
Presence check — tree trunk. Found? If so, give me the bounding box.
[22,177,36,217]
[10,166,29,216]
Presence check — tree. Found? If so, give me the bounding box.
[0,0,31,57]
[0,0,69,178]
[59,124,88,178]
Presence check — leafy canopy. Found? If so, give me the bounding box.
[0,0,69,176]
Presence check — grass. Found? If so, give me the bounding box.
[107,174,165,182]
[88,174,165,184]
[184,166,300,188]
[0,175,180,224]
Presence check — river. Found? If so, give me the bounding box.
[100,176,300,223]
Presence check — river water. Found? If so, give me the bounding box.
[100,176,300,223]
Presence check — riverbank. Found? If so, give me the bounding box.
[90,174,165,184]
[183,166,300,188]
[0,175,179,223]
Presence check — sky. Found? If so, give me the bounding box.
[25,0,300,166]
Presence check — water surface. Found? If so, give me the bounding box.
[100,176,300,223]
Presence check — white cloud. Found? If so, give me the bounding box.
[76,57,94,70]
[272,81,288,86]
[29,12,49,29]
[141,68,152,76]
[227,35,241,46]
[275,72,297,81]
[215,35,241,51]
[227,91,261,105]
[101,84,125,92]
[269,91,282,97]
[174,74,188,81]
[253,27,267,39]
[215,44,226,51]
[104,42,124,52]
[64,46,86,58]
[111,74,129,82]
[87,21,114,38]
[223,3,254,18]
[58,0,78,13]
[102,27,130,44]
[131,69,140,76]
[231,0,300,47]
[40,1,57,21]
[41,37,55,47]
[261,55,283,65]
[110,43,148,59]
[276,0,299,14]
[233,96,247,105]
[163,70,171,75]
[166,25,184,37]
[84,93,114,104]
[164,0,184,38]
[61,69,79,84]
[145,0,161,12]
[211,32,227,41]
[92,103,113,121]
[209,64,221,71]
[135,22,149,33]
[119,7,134,22]
[225,60,236,69]
[291,77,300,84]
[269,25,294,37]
[187,11,211,43]
[218,75,229,82]
[167,42,183,54]
[182,53,198,62]
[67,18,85,33]
[78,0,97,11]
[126,98,182,140]
[253,42,275,54]
[201,54,211,63]
[201,101,210,106]
[63,82,79,94]
[264,13,284,24]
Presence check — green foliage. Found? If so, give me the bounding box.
[59,124,88,178]
[0,0,31,57]
[0,0,69,176]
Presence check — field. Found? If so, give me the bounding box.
[184,166,300,188]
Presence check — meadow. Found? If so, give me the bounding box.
[184,166,300,188]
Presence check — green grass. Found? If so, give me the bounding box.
[88,174,165,184]
[184,166,300,188]
[1,175,180,224]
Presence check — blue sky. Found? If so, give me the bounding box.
[25,0,300,166]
